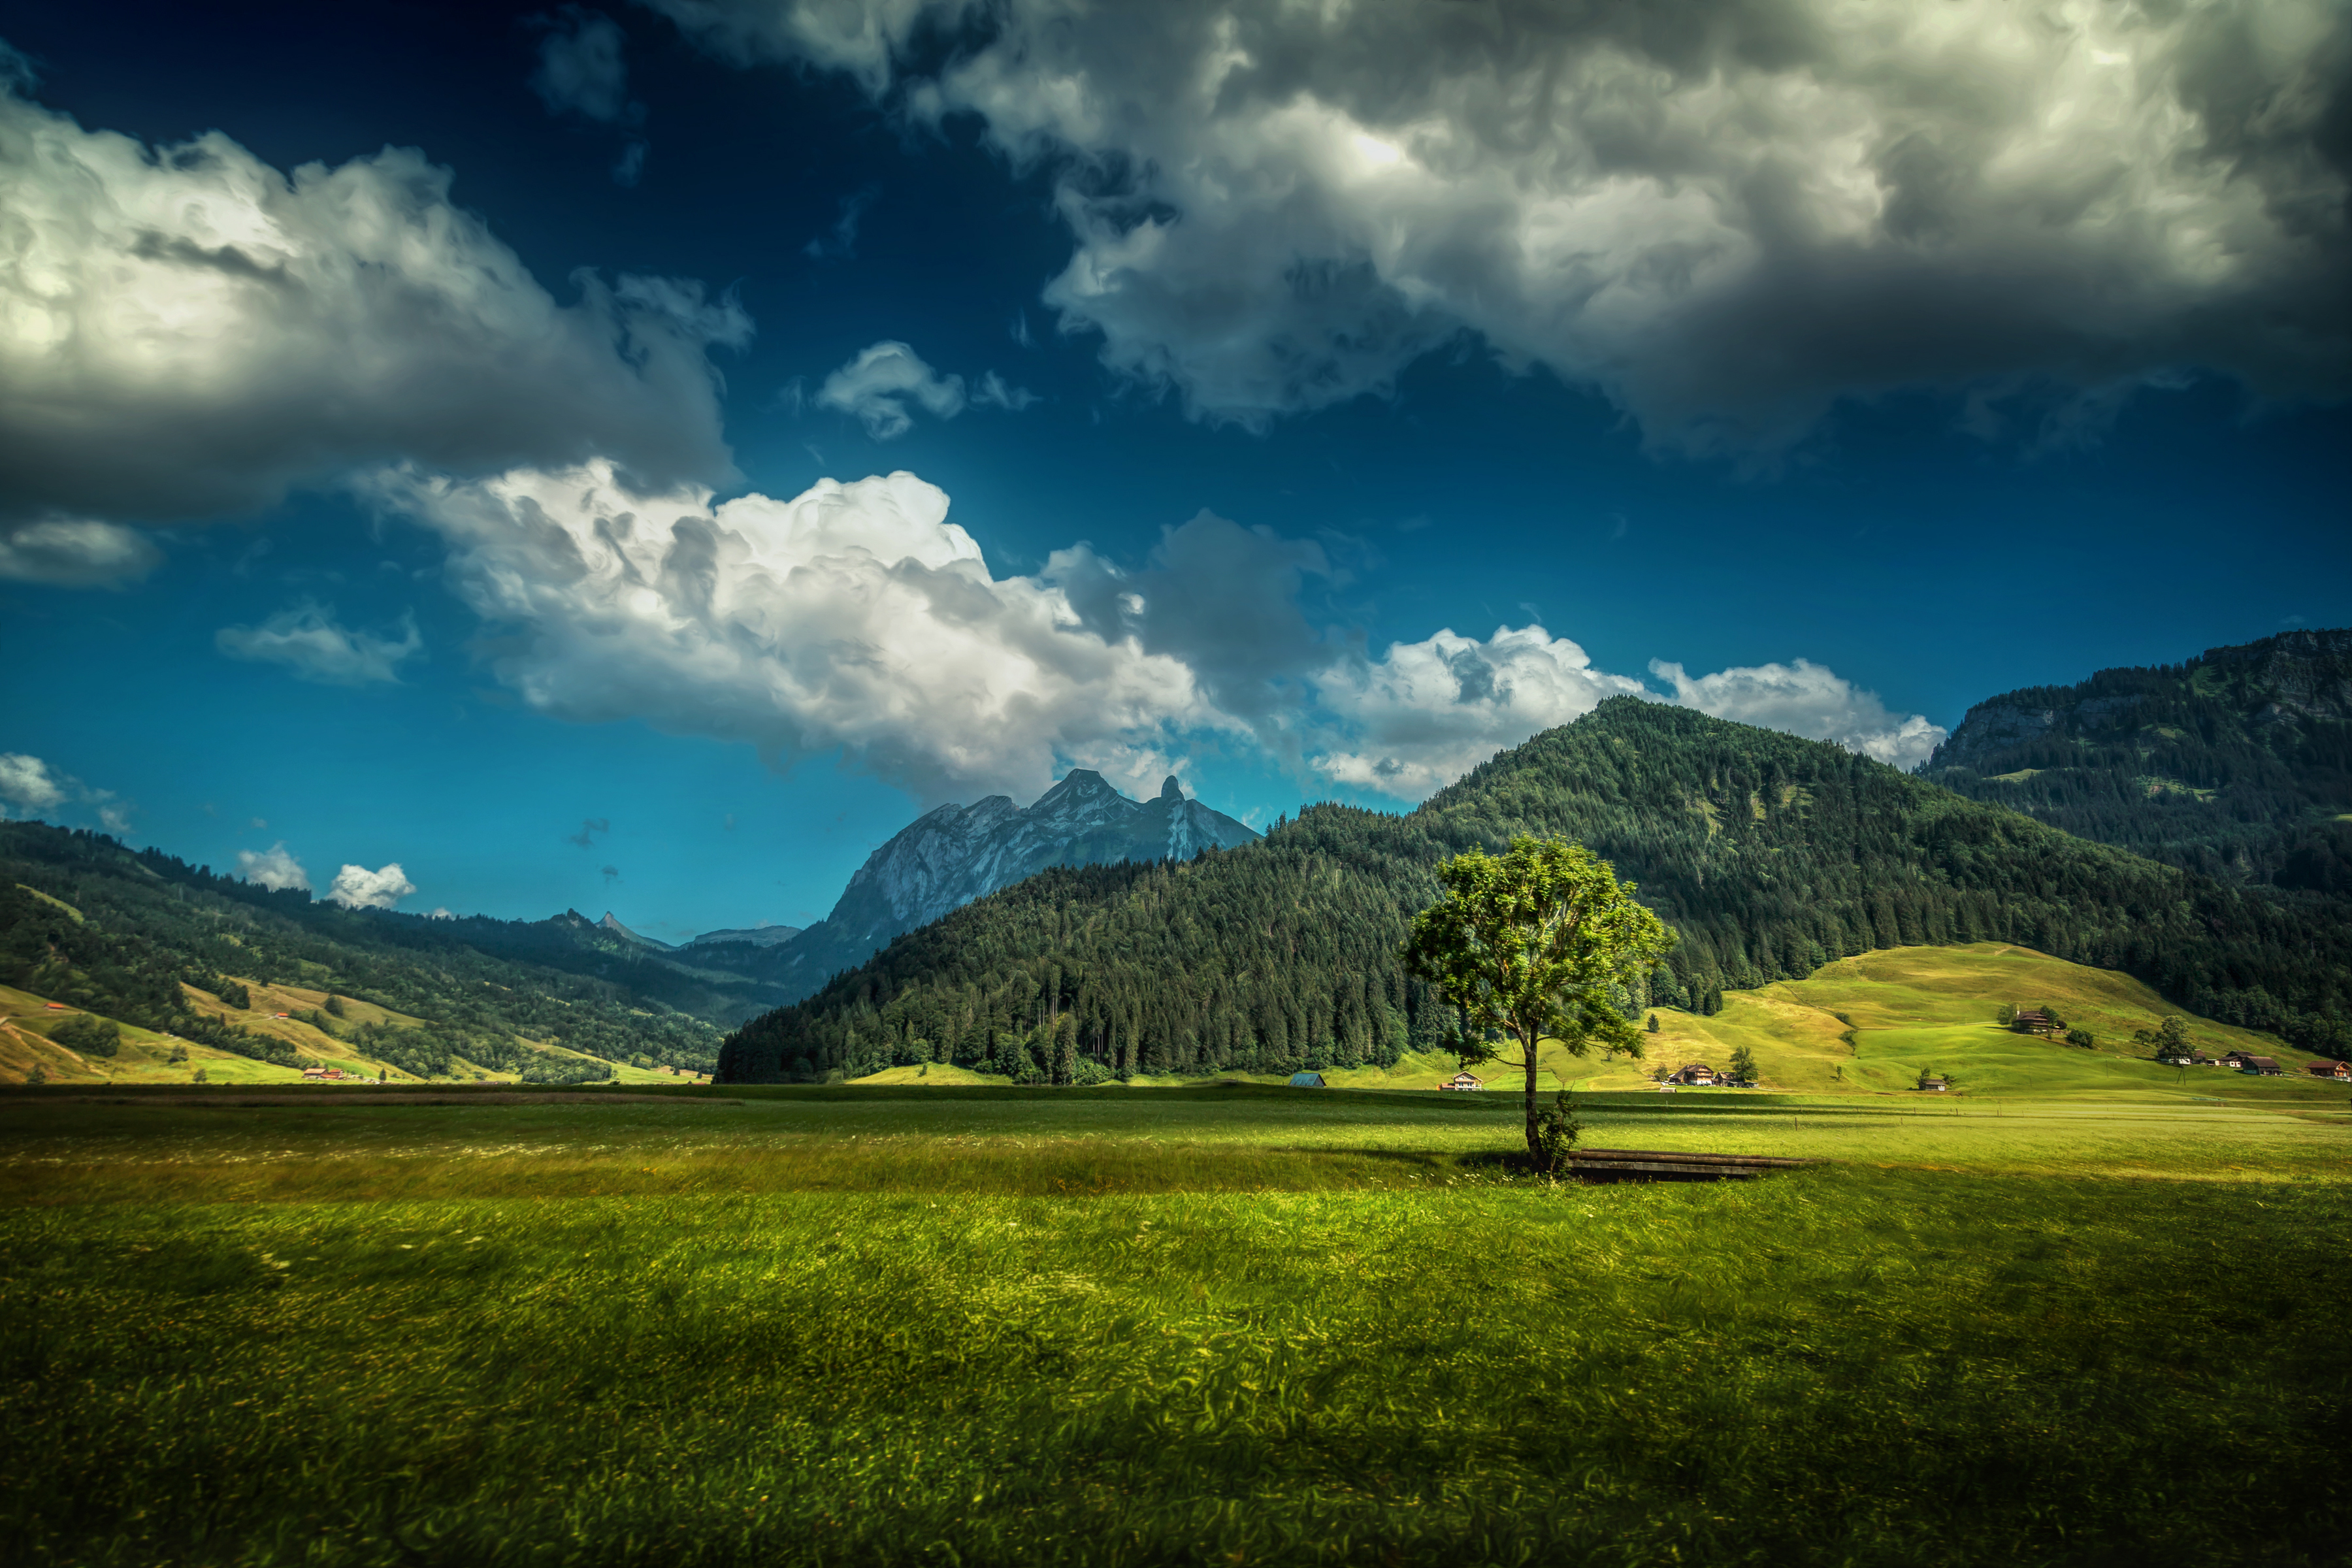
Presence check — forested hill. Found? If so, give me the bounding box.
[1922,628,2352,891]
[0,822,728,1075]
[718,698,2352,1085]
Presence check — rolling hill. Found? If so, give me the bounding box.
[0,822,737,1085]
[718,698,2352,1085]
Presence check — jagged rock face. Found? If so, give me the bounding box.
[596,911,674,951]
[2205,628,2352,724]
[770,771,1257,996]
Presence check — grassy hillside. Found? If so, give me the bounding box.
[0,822,732,1085]
[725,700,2352,1085]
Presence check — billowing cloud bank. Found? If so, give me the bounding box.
[378,463,1942,802]
[0,74,747,526]
[328,862,416,910]
[376,462,1227,802]
[659,0,2350,446]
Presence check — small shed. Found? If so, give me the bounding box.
[1287,1071,1326,1088]
[1439,1071,1484,1092]
[1918,1076,1952,1092]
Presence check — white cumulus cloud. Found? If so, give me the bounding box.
[1649,658,1947,770]
[216,602,423,685]
[1310,625,1650,796]
[372,459,1947,803]
[659,0,2351,449]
[0,751,66,814]
[0,73,748,527]
[328,862,416,910]
[0,519,163,587]
[237,841,311,892]
[0,750,135,829]
[815,340,969,438]
[371,460,1227,803]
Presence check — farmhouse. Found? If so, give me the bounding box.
[1287,1071,1326,1088]
[1918,1076,1952,1092]
[2011,1009,2055,1036]
[1438,1071,1484,1091]
[1666,1063,1718,1086]
[2304,1059,2351,1080]
[2219,1051,2287,1075]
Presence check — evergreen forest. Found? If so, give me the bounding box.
[719,699,2352,1084]
[1922,629,2352,890]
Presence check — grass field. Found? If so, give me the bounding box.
[3,1083,2347,1566]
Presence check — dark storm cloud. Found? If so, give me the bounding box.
[0,73,749,528]
[657,0,2351,449]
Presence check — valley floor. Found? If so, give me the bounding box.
[2,1085,2346,1566]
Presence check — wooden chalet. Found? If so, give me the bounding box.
[1666,1063,1718,1086]
[2010,1009,2056,1036]
[2234,1054,2285,1076]
[1438,1071,1484,1092]
[2304,1059,2351,1080]
[1917,1076,1952,1092]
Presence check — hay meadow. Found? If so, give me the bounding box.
[4,1079,2349,1568]
[5,945,2349,1566]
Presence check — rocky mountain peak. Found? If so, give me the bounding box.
[762,768,1259,1000]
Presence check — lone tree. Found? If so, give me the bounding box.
[1403,835,1673,1171]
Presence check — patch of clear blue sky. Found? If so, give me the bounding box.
[2,2,2345,935]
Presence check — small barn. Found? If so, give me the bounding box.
[1439,1071,1484,1091]
[1918,1076,1952,1092]
[1287,1071,1326,1088]
[2237,1055,2285,1076]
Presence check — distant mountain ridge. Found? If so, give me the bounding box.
[1923,628,2352,891]
[685,924,802,949]
[761,770,1258,998]
[719,697,2352,1086]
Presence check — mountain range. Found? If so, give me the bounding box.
[8,630,2351,1087]
[718,691,2352,1085]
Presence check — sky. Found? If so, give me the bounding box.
[0,0,2345,941]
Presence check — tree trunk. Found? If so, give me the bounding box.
[1520,1026,1541,1167]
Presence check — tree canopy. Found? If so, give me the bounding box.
[1403,836,1671,1168]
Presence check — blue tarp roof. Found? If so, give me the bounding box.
[1288,1071,1326,1087]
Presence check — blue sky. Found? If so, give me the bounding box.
[1,1,2345,939]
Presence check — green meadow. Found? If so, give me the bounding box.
[3,1083,2348,1566]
